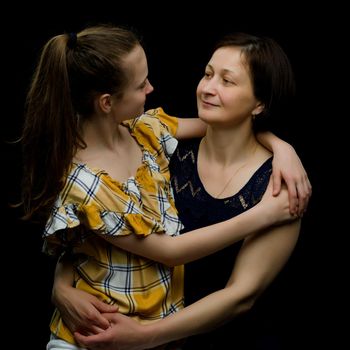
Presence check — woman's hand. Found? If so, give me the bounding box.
[52,283,118,335]
[74,312,150,350]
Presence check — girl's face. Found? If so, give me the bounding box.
[111,45,154,122]
[196,46,263,128]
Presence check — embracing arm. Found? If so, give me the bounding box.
[137,219,301,347]
[256,131,312,216]
[75,219,300,349]
[175,117,207,139]
[52,183,292,338]
[52,255,118,335]
[101,183,293,266]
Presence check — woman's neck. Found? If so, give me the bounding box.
[201,126,257,167]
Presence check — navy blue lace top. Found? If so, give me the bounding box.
[169,138,273,348]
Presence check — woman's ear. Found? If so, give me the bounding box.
[252,101,265,116]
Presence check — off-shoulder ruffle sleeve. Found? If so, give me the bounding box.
[144,107,178,137]
[42,164,178,256]
[124,107,179,164]
[43,204,167,256]
[44,202,164,238]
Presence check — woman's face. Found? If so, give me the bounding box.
[196,46,263,128]
[111,45,154,122]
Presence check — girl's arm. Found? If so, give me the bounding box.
[100,182,293,267]
[52,183,292,336]
[257,131,312,216]
[74,219,301,349]
[175,117,207,139]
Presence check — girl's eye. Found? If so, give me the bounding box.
[139,78,149,89]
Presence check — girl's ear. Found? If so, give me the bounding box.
[97,94,112,113]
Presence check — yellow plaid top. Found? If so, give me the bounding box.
[43,108,184,344]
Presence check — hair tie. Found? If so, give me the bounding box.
[67,32,77,49]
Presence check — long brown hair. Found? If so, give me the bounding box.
[20,24,140,221]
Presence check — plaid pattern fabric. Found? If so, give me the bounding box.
[44,108,184,344]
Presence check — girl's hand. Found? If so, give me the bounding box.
[258,179,297,225]
[271,143,312,217]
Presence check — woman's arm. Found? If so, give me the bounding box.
[74,219,301,350]
[101,182,294,266]
[256,131,312,216]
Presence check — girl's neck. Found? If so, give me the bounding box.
[81,115,126,152]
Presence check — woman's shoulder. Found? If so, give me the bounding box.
[170,138,201,174]
[240,157,273,207]
[173,137,201,159]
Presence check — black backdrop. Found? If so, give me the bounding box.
[1,3,343,349]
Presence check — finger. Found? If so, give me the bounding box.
[74,332,92,346]
[94,300,118,313]
[308,178,312,195]
[89,306,116,329]
[90,324,108,334]
[296,179,312,216]
[90,314,110,330]
[74,331,105,347]
[296,185,306,216]
[304,179,312,214]
[101,312,117,323]
[284,179,298,216]
[271,171,282,196]
[74,331,88,346]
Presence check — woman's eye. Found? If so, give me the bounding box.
[223,78,234,85]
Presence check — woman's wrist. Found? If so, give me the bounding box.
[51,280,72,307]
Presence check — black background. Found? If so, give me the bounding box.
[1,3,344,349]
